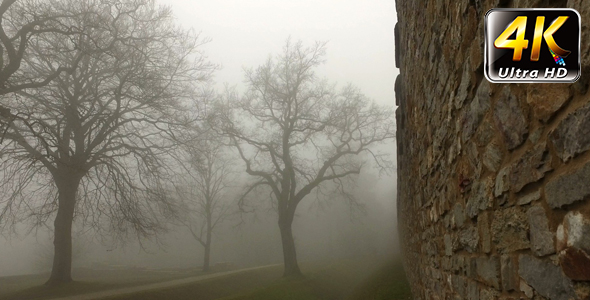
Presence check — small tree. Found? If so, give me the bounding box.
[176,130,234,271]
[219,39,395,277]
[0,0,214,285]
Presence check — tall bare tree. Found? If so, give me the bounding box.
[0,0,214,285]
[218,40,395,277]
[176,127,234,272]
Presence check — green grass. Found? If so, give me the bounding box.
[348,262,413,300]
[102,265,284,300]
[0,259,413,300]
[0,267,208,300]
[220,259,412,300]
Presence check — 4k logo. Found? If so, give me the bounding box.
[485,9,580,83]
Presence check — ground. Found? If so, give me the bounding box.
[0,267,211,300]
[0,258,412,300]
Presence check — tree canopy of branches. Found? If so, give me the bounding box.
[176,126,234,272]
[0,0,85,130]
[219,39,395,277]
[0,0,214,285]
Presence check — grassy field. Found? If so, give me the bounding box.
[220,259,412,300]
[102,265,285,300]
[348,262,413,300]
[0,258,413,300]
[0,267,209,300]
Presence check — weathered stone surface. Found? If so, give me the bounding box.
[476,256,500,289]
[444,234,453,256]
[455,59,472,110]
[528,126,543,144]
[467,279,478,300]
[556,224,567,252]
[466,257,477,278]
[559,247,590,281]
[494,166,510,197]
[466,141,483,178]
[492,207,530,253]
[573,282,590,300]
[516,189,541,206]
[526,83,571,123]
[479,288,499,300]
[451,275,466,298]
[546,161,590,208]
[527,206,555,257]
[453,203,466,228]
[483,141,502,172]
[466,178,493,218]
[459,226,479,253]
[501,255,518,291]
[550,103,590,162]
[452,255,465,274]
[519,255,576,300]
[462,82,491,142]
[478,212,491,254]
[520,280,533,298]
[474,118,495,147]
[395,1,590,298]
[493,86,528,150]
[509,142,552,193]
[563,211,590,251]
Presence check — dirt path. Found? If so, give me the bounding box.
[48,265,281,300]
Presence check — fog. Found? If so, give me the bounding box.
[0,0,398,287]
[0,164,398,276]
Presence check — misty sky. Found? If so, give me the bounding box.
[162,0,398,106]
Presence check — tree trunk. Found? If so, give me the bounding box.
[279,214,302,277]
[46,173,81,286]
[203,242,211,272]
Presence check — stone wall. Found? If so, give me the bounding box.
[395,0,590,299]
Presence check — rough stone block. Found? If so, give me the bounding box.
[501,255,518,291]
[479,288,499,300]
[516,189,541,206]
[493,86,528,150]
[467,279,478,300]
[466,256,477,277]
[550,102,590,162]
[476,256,500,289]
[559,247,590,281]
[492,206,530,253]
[520,280,533,298]
[563,211,590,251]
[527,206,555,256]
[444,234,453,256]
[453,203,466,228]
[518,255,576,300]
[546,161,590,208]
[526,83,571,123]
[494,166,510,197]
[462,83,491,142]
[451,275,466,298]
[459,226,479,253]
[466,178,493,218]
[483,141,502,172]
[478,212,491,254]
[509,142,552,193]
[455,58,473,110]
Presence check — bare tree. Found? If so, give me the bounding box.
[218,39,395,277]
[176,126,234,272]
[0,0,214,285]
[0,0,84,128]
